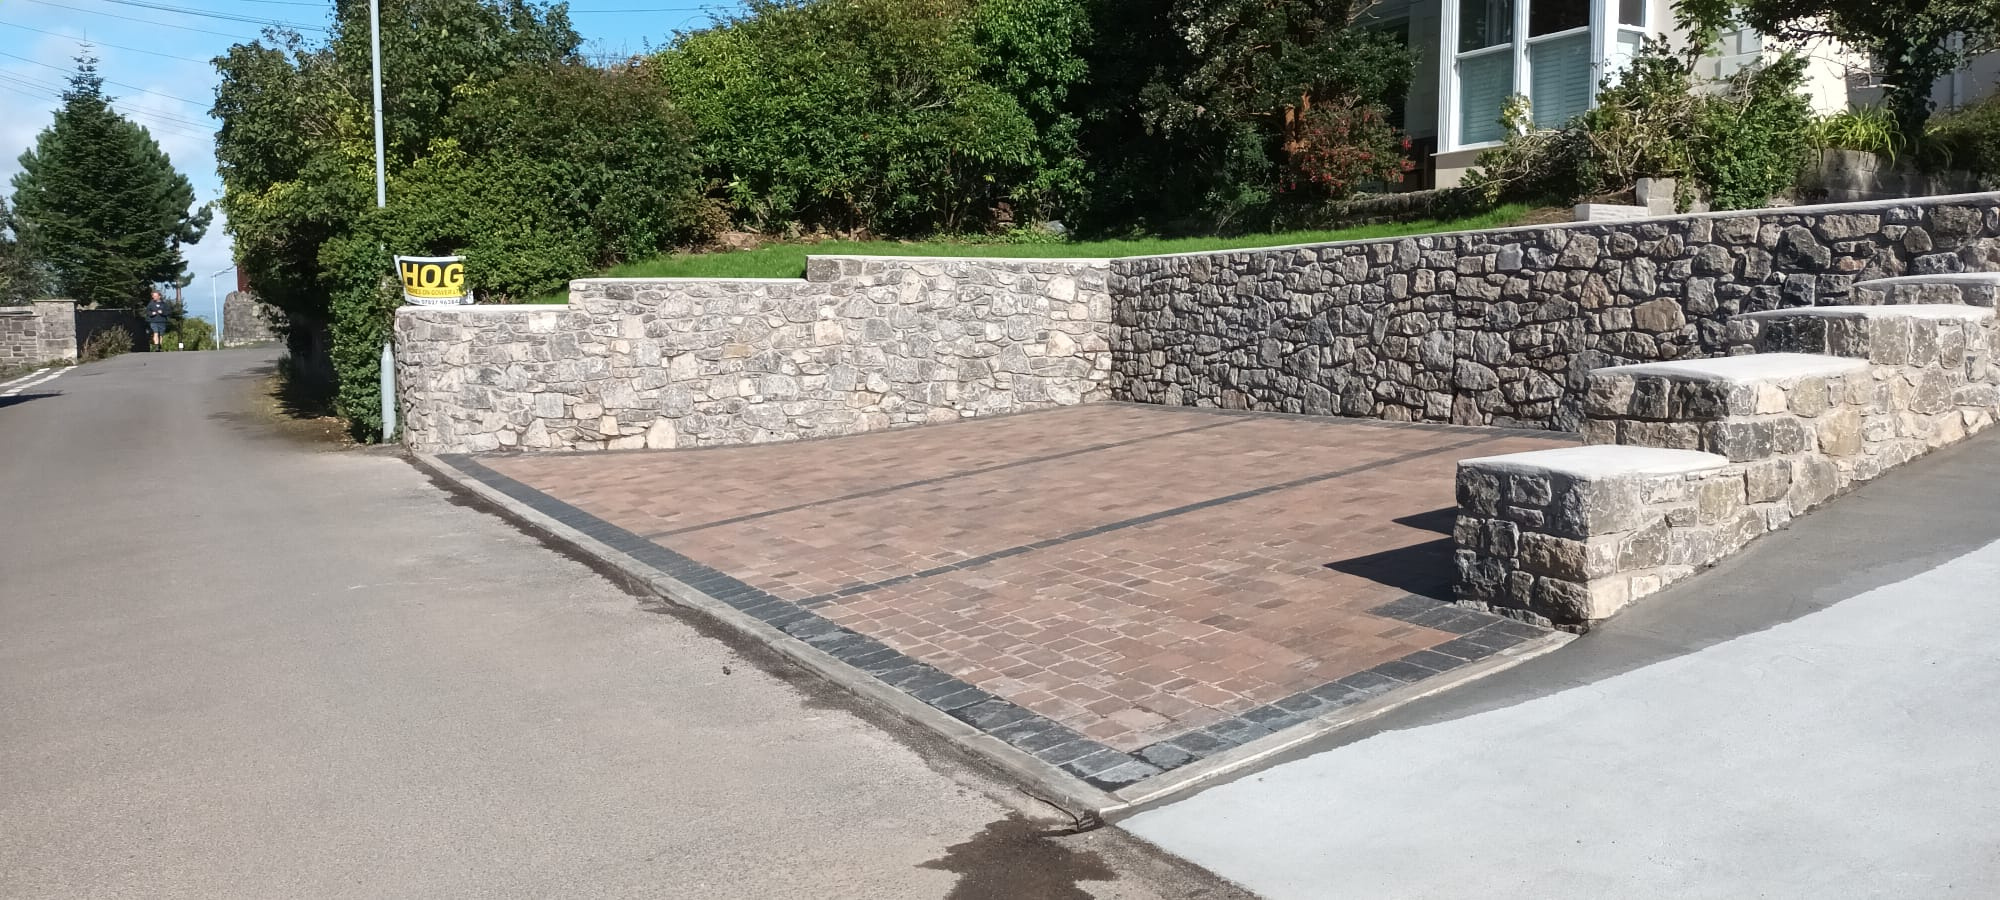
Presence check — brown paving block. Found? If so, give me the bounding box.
[490,405,1571,756]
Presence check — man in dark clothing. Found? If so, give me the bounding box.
[145,290,168,351]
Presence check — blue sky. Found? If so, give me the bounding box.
[0,0,735,323]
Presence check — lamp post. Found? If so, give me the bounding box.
[371,0,396,439]
[209,265,236,349]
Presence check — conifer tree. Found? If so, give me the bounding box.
[9,56,212,309]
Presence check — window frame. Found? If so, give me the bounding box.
[1441,0,1647,153]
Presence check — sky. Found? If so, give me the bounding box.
[0,0,736,324]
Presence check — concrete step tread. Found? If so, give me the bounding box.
[1460,445,1730,481]
[1737,304,1995,322]
[1595,353,1868,384]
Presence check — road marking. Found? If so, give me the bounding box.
[0,366,68,398]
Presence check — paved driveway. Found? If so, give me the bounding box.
[455,405,1572,788]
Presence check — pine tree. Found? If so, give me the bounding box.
[0,196,51,305]
[9,56,212,310]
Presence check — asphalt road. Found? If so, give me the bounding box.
[0,349,1241,900]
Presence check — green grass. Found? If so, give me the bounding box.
[566,203,1535,287]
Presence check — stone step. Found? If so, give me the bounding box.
[1849,272,2000,307]
[1731,304,1994,363]
[1583,354,1871,461]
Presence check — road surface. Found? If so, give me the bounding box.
[0,350,1239,900]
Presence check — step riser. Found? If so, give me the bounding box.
[1850,281,2000,307]
[1730,314,1995,366]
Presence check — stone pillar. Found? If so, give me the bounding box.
[31,300,77,362]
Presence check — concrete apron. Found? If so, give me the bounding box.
[412,451,1572,821]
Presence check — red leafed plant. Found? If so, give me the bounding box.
[1283,94,1414,198]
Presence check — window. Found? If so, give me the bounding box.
[1446,0,1653,149]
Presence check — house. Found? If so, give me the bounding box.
[1368,0,2000,189]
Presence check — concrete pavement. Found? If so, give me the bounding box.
[1124,428,2000,898]
[0,349,1241,899]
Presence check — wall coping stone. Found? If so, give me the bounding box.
[1597,353,1869,383]
[1461,445,1731,480]
[1736,304,1995,322]
[1124,189,2000,262]
[398,303,557,314]
[1852,272,2000,289]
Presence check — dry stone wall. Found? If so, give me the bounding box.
[395,257,1111,452]
[1111,193,2000,431]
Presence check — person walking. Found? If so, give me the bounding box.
[145,290,168,351]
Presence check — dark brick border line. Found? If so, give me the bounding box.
[1101,400,1576,441]
[792,433,1501,608]
[643,417,1244,539]
[435,450,1552,791]
[1128,596,1546,771]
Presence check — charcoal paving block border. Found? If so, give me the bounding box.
[418,448,1573,814]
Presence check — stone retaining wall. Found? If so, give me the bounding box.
[1456,300,2000,628]
[222,291,280,346]
[0,300,77,367]
[1111,192,2000,431]
[395,257,1111,452]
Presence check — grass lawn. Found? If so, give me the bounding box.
[580,202,1536,285]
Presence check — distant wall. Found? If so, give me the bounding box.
[1111,192,2000,432]
[0,300,77,366]
[396,257,1112,452]
[222,291,280,346]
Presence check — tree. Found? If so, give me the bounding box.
[10,57,211,310]
[1703,0,2000,145]
[654,0,1044,235]
[0,197,51,305]
[1074,0,1416,233]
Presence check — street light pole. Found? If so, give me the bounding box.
[209,265,235,348]
[371,0,397,439]
[370,0,386,210]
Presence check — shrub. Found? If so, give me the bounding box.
[80,327,131,362]
[1812,106,1908,162]
[1285,97,1414,200]
[1463,40,1813,211]
[1926,94,2000,185]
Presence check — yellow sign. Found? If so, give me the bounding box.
[395,255,470,305]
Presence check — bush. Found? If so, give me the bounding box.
[1813,106,1908,161]
[1927,94,2000,185]
[80,327,131,362]
[654,0,1045,236]
[1285,97,1414,200]
[161,316,217,351]
[1463,40,1813,211]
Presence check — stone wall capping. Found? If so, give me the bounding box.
[1118,189,2000,263]
[1735,304,1995,322]
[398,303,568,314]
[1460,445,1730,480]
[1852,272,2000,289]
[1595,353,1869,383]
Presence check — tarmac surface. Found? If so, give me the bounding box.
[0,349,1242,900]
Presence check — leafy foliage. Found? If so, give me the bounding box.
[1812,106,1908,161]
[215,1,712,439]
[1286,97,1414,198]
[653,0,1048,235]
[0,196,51,305]
[1726,0,2000,145]
[10,57,210,310]
[1926,92,2000,185]
[1463,38,1813,211]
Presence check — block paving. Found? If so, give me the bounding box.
[457,404,1574,788]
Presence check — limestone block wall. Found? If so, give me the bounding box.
[0,300,77,366]
[395,256,1112,452]
[1111,192,2000,431]
[1457,297,2000,628]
